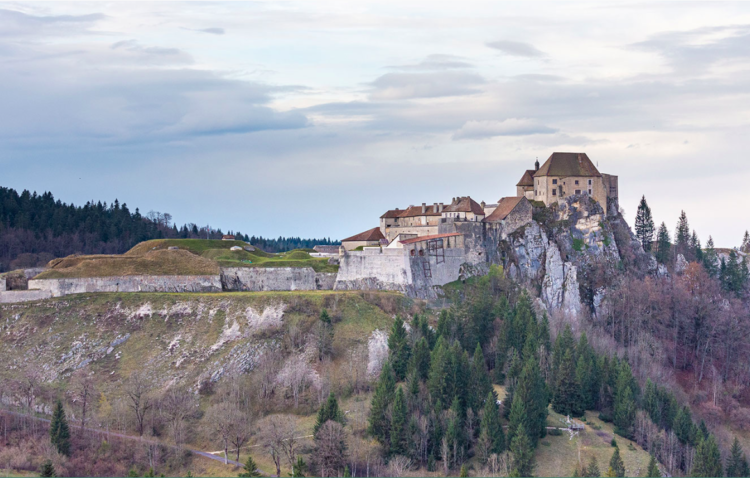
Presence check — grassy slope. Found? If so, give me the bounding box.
[37,239,337,278]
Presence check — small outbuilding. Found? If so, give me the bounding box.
[341,227,385,251]
[222,235,235,241]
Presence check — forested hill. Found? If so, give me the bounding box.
[0,186,338,272]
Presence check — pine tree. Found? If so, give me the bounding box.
[692,435,724,477]
[314,393,344,435]
[635,196,655,251]
[655,222,672,264]
[726,437,749,478]
[690,231,703,262]
[676,211,691,258]
[586,456,601,477]
[674,406,696,446]
[390,387,408,456]
[50,399,71,456]
[552,348,582,417]
[40,460,56,477]
[460,464,469,477]
[704,236,719,278]
[367,361,395,445]
[613,365,636,439]
[742,231,750,254]
[408,337,431,381]
[510,424,535,478]
[645,454,660,477]
[479,391,505,455]
[468,343,492,414]
[609,445,625,477]
[388,317,411,381]
[576,333,599,411]
[238,456,262,477]
[428,338,452,408]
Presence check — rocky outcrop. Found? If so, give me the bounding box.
[221,267,336,291]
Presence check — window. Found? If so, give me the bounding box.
[552,179,558,185]
[552,189,557,196]
[575,189,581,195]
[575,180,579,185]
[588,189,592,195]
[588,179,592,185]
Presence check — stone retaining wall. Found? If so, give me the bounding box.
[334,248,412,293]
[221,267,336,291]
[28,275,222,297]
[0,290,53,303]
[0,278,5,291]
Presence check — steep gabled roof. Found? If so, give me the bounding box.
[399,204,442,217]
[342,227,385,242]
[535,152,601,177]
[443,196,485,215]
[516,170,536,187]
[484,196,524,222]
[380,209,403,219]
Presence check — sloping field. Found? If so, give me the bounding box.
[36,249,220,279]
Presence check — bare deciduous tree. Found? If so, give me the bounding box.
[313,420,347,478]
[387,455,412,477]
[229,409,253,464]
[126,373,153,437]
[161,387,196,447]
[259,415,297,477]
[70,370,95,437]
[204,401,238,465]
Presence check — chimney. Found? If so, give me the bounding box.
[439,202,444,212]
[535,157,539,171]
[421,203,426,214]
[433,202,438,212]
[481,201,486,208]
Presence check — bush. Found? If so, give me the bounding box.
[573,238,585,252]
[548,428,563,436]
[611,438,617,447]
[599,411,613,423]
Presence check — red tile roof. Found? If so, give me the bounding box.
[342,227,385,242]
[399,233,462,245]
[484,196,524,222]
[516,169,536,187]
[443,197,485,215]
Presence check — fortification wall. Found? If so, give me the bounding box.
[334,248,412,292]
[408,248,469,299]
[28,275,222,297]
[220,267,336,291]
[0,290,53,303]
[0,278,5,291]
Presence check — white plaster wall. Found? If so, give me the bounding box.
[0,289,53,303]
[28,275,222,297]
[334,248,412,291]
[221,267,336,291]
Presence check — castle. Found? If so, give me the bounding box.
[334,152,618,297]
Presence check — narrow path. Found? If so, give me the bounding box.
[1,409,250,471]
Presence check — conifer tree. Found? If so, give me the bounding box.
[655,222,672,264]
[645,454,660,477]
[408,337,431,381]
[742,231,750,254]
[586,456,601,478]
[503,350,522,418]
[469,343,492,414]
[726,437,749,478]
[479,391,505,456]
[238,456,262,477]
[314,393,345,435]
[691,231,703,262]
[40,460,56,477]
[674,406,696,446]
[509,357,547,447]
[389,387,408,456]
[368,360,396,445]
[676,211,691,257]
[509,424,534,478]
[692,434,724,477]
[608,445,625,477]
[613,365,636,439]
[552,348,583,417]
[50,399,71,456]
[635,196,655,251]
[459,464,469,477]
[704,236,719,278]
[388,317,411,381]
[576,332,599,411]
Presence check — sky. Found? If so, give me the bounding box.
[1,1,749,247]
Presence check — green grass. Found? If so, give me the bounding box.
[573,238,585,252]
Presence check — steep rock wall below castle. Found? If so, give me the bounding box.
[28,275,222,297]
[220,267,336,291]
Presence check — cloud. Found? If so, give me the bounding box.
[486,40,546,58]
[453,118,557,140]
[182,26,225,35]
[369,71,485,100]
[388,54,473,71]
[0,8,104,37]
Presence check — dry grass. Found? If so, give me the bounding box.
[36,249,219,279]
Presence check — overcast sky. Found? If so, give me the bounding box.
[1,1,749,246]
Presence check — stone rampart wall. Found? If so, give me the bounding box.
[0,278,5,291]
[0,290,53,303]
[334,248,412,292]
[220,267,336,291]
[28,275,222,297]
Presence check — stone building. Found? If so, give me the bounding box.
[379,203,443,241]
[484,196,532,233]
[440,196,485,222]
[341,227,386,251]
[516,152,618,213]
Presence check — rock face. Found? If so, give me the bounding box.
[221,267,336,291]
[28,275,222,297]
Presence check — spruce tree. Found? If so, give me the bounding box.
[635,196,655,251]
[508,357,547,447]
[238,456,262,477]
[479,391,505,455]
[586,456,601,478]
[428,337,452,407]
[389,387,408,456]
[674,406,696,446]
[469,343,492,414]
[742,231,750,254]
[314,393,344,435]
[609,445,625,477]
[645,454,660,477]
[676,211,691,258]
[50,399,71,456]
[552,347,583,417]
[704,236,719,278]
[691,231,703,262]
[655,222,672,264]
[408,337,431,381]
[368,360,396,445]
[388,317,411,381]
[613,366,636,439]
[40,460,56,477]
[510,424,535,478]
[726,437,749,478]
[692,434,723,477]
